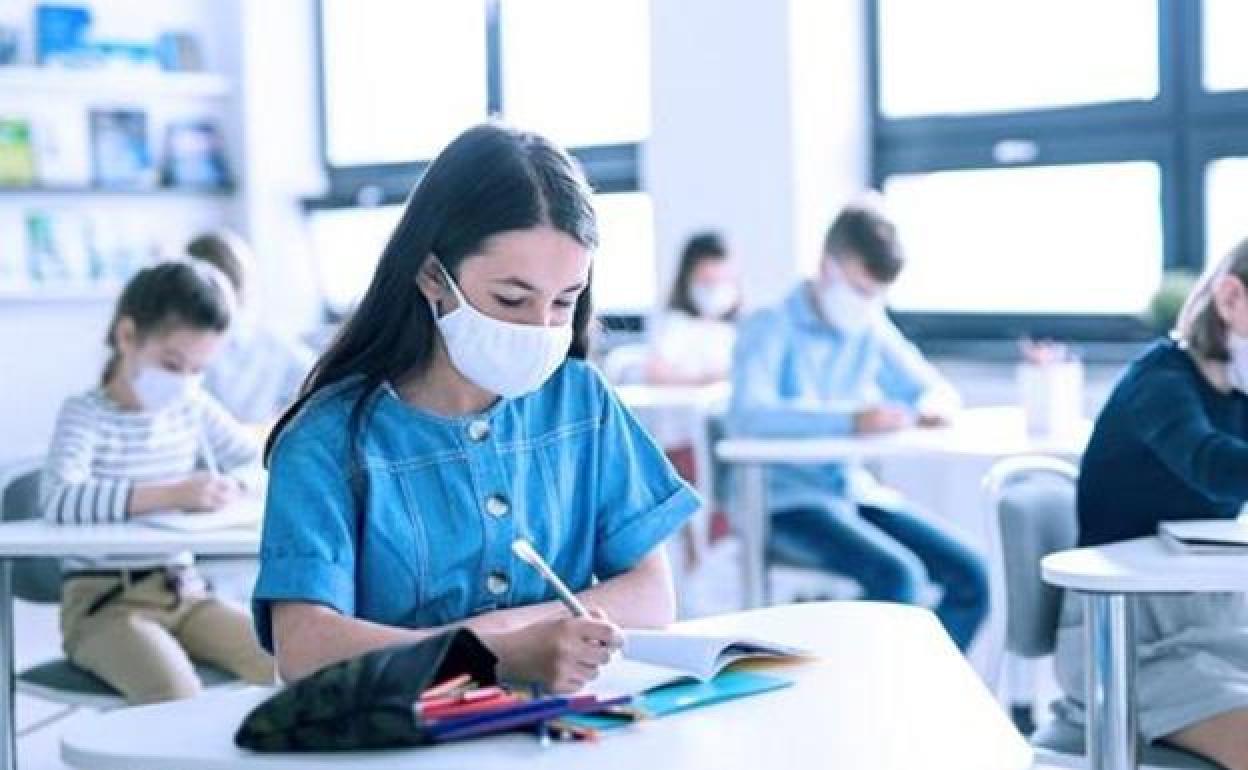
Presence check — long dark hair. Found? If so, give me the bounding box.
[666,231,738,320]
[265,124,599,462]
[101,261,234,385]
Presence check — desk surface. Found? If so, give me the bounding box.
[0,520,259,558]
[716,405,1089,464]
[1042,536,1248,593]
[61,602,1029,770]
[614,382,730,411]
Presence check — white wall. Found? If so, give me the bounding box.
[647,0,869,311]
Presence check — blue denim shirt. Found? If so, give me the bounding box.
[726,285,957,511]
[252,360,699,651]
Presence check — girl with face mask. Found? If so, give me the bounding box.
[1053,238,1248,769]
[645,231,742,389]
[39,261,276,704]
[255,124,700,693]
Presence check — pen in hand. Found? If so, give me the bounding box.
[511,538,590,618]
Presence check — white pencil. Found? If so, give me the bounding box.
[511,539,590,618]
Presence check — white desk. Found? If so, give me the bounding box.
[0,520,259,770]
[717,406,1090,609]
[1042,536,1248,770]
[61,602,1030,770]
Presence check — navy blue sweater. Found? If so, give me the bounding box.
[1077,340,1248,547]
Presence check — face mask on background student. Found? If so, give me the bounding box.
[132,365,202,411]
[1227,333,1248,394]
[819,262,883,333]
[432,261,572,399]
[690,283,739,319]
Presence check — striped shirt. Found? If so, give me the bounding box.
[40,388,262,569]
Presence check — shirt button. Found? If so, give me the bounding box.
[486,572,510,596]
[468,420,490,442]
[485,495,510,518]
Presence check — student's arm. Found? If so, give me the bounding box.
[874,317,961,420]
[1127,366,1248,501]
[198,393,263,491]
[40,398,190,521]
[727,312,860,437]
[270,549,671,682]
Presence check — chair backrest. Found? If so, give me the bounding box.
[984,455,1079,659]
[1,458,62,603]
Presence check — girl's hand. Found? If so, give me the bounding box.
[488,610,623,693]
[174,472,242,512]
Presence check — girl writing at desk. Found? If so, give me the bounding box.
[40,261,275,704]
[253,124,700,693]
[1058,238,1248,770]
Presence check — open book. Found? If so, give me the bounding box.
[1159,519,1248,553]
[585,630,811,698]
[140,498,263,533]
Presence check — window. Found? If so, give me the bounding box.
[877,0,1157,118]
[319,2,487,167]
[886,163,1162,315]
[592,192,656,313]
[310,1,651,315]
[306,204,402,317]
[1206,157,1248,264]
[1202,0,1248,93]
[871,0,1248,341]
[499,0,650,148]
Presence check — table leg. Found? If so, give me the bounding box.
[1,559,15,770]
[1083,591,1137,770]
[736,464,767,609]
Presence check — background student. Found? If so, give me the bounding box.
[187,230,316,426]
[1054,238,1248,770]
[253,123,700,693]
[645,231,742,388]
[726,199,989,652]
[39,261,275,704]
[643,231,742,585]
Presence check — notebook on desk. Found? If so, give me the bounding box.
[1159,519,1248,553]
[585,630,811,699]
[141,500,263,532]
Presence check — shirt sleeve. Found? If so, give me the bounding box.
[198,394,264,491]
[251,426,358,652]
[727,311,858,437]
[1125,365,1248,503]
[874,318,961,415]
[593,376,702,579]
[39,398,130,524]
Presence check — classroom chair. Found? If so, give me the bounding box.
[984,455,1217,770]
[0,458,235,734]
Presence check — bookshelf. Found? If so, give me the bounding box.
[0,67,231,99]
[0,19,240,304]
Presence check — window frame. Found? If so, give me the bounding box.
[869,0,1248,343]
[306,0,646,320]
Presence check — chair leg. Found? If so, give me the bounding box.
[17,705,78,738]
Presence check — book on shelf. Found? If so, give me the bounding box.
[89,108,155,189]
[161,119,230,190]
[0,118,36,186]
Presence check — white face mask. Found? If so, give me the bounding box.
[1228,333,1248,394]
[818,267,884,332]
[690,283,739,319]
[132,365,201,411]
[432,261,573,399]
